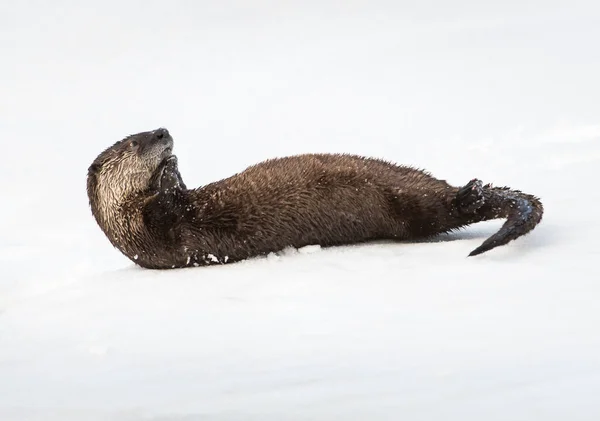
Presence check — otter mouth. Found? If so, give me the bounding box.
[159,137,174,157]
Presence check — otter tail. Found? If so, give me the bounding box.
[456,180,544,256]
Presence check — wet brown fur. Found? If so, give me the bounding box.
[87,128,544,269]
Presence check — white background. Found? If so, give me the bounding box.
[1,1,599,420]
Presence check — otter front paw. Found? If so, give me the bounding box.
[160,156,184,193]
[150,156,185,193]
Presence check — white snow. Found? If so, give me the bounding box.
[1,1,600,420]
[298,245,322,255]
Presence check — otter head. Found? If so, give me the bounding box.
[87,128,175,242]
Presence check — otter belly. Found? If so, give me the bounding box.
[178,181,410,266]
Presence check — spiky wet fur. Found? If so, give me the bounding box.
[87,129,544,269]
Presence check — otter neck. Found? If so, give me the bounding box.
[93,178,150,258]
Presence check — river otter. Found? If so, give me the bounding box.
[86,128,543,269]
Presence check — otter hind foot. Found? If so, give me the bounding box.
[456,178,485,214]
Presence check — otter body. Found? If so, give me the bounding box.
[87,128,543,269]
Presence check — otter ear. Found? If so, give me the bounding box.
[88,162,100,175]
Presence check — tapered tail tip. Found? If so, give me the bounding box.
[468,243,492,257]
[468,248,485,257]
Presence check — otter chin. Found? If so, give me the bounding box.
[87,128,543,269]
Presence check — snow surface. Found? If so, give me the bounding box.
[1,1,600,420]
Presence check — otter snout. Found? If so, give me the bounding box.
[153,128,170,141]
[150,128,173,155]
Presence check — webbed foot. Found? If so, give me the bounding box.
[456,178,485,214]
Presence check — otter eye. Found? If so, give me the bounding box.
[129,140,139,150]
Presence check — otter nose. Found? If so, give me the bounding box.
[153,128,170,140]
